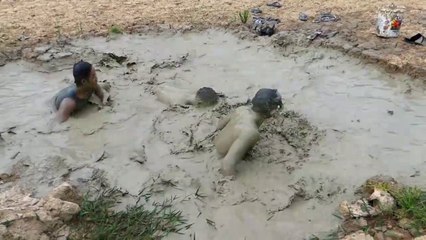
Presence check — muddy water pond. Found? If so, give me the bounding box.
[1,30,426,239]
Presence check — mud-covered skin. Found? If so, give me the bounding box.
[214,88,283,176]
[214,106,263,175]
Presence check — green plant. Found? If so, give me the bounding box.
[109,25,123,34]
[238,10,250,24]
[368,182,393,193]
[71,188,190,239]
[394,187,426,228]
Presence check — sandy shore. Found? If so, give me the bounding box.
[0,0,425,78]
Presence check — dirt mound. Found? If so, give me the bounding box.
[0,182,81,240]
[335,176,426,239]
[248,110,324,173]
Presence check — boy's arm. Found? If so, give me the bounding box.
[217,114,231,131]
[94,83,104,103]
[56,98,76,123]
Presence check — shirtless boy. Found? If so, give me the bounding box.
[214,88,283,176]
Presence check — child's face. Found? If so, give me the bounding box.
[80,67,97,88]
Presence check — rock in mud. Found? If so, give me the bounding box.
[34,46,51,54]
[48,182,82,204]
[397,218,412,230]
[339,199,379,218]
[384,230,406,239]
[341,218,369,233]
[53,52,73,59]
[415,236,426,240]
[356,175,400,197]
[37,53,53,62]
[341,230,374,240]
[43,197,80,221]
[368,188,395,210]
[0,182,82,240]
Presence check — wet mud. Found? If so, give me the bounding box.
[1,30,426,239]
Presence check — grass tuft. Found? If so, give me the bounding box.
[367,181,393,193]
[394,187,426,229]
[238,10,250,24]
[109,26,123,34]
[71,188,190,240]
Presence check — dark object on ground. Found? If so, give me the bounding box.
[99,53,128,67]
[251,8,262,14]
[299,12,308,21]
[251,88,283,116]
[104,53,127,64]
[387,110,394,115]
[264,17,280,23]
[307,30,323,41]
[313,12,340,23]
[266,1,282,8]
[404,33,425,45]
[252,17,279,36]
[307,30,338,41]
[196,87,219,106]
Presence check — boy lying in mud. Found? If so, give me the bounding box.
[155,85,219,107]
[53,60,109,122]
[214,88,283,176]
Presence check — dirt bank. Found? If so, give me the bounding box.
[0,0,425,79]
[1,30,426,239]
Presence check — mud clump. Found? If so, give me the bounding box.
[99,52,128,68]
[0,173,19,185]
[0,182,81,240]
[248,110,324,172]
[150,53,189,73]
[261,110,323,155]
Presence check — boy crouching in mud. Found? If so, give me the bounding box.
[53,60,110,123]
[214,88,283,176]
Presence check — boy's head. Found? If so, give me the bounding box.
[195,87,219,107]
[251,88,283,116]
[73,60,95,87]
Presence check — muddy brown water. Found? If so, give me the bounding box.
[1,30,426,239]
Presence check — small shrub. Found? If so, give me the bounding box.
[394,187,426,228]
[238,10,250,24]
[109,26,123,34]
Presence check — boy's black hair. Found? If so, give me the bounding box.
[251,88,283,116]
[73,60,92,86]
[195,87,219,106]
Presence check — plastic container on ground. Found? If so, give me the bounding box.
[376,4,404,38]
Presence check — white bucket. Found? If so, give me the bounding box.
[376,4,404,38]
